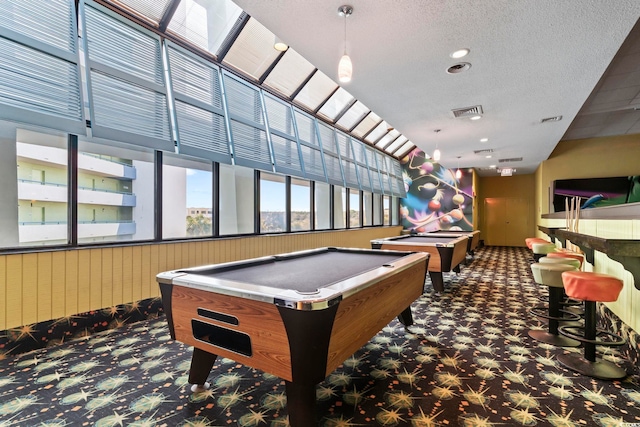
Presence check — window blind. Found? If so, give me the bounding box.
[336,132,360,190]
[82,1,172,150]
[166,42,231,164]
[389,157,407,197]
[263,93,304,177]
[293,109,327,182]
[0,0,84,133]
[222,71,273,171]
[317,122,345,187]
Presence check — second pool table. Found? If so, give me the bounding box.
[371,234,468,292]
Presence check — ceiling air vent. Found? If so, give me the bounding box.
[541,115,562,123]
[473,148,494,155]
[451,105,483,118]
[446,62,471,74]
[498,157,523,163]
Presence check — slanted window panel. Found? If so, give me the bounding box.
[336,101,369,131]
[264,95,295,137]
[111,0,174,24]
[263,49,315,98]
[83,2,172,150]
[376,152,393,195]
[271,134,303,176]
[0,0,84,133]
[357,164,372,191]
[223,72,273,171]
[335,132,353,160]
[167,0,242,56]
[375,129,401,149]
[364,121,390,144]
[317,88,354,122]
[351,111,380,138]
[0,0,75,50]
[294,109,326,182]
[395,141,416,158]
[389,158,407,197]
[366,146,383,194]
[385,135,408,154]
[168,43,230,163]
[293,70,338,111]
[323,152,344,187]
[222,17,281,80]
[342,160,360,190]
[317,122,343,187]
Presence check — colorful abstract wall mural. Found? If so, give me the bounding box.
[400,149,474,232]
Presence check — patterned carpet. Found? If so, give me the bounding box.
[0,246,639,426]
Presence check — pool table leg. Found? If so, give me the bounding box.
[285,380,317,426]
[188,347,217,389]
[397,306,414,326]
[429,271,445,292]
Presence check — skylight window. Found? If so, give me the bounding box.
[262,49,315,98]
[335,101,369,131]
[365,121,390,144]
[375,130,401,149]
[222,17,282,80]
[317,88,354,122]
[167,0,242,56]
[293,70,338,111]
[351,112,380,138]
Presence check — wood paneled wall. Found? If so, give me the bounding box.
[0,227,402,330]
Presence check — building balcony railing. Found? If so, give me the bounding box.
[18,180,136,207]
[78,153,136,179]
[18,220,136,243]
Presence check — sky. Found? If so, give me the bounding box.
[186,169,309,211]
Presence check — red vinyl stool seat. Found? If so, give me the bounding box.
[528,262,581,347]
[558,271,627,380]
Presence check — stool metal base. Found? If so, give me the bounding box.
[558,353,627,380]
[528,330,580,347]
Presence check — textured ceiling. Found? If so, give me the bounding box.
[233,0,640,176]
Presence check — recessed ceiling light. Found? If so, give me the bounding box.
[485,155,492,158]
[480,138,488,142]
[470,115,482,120]
[450,48,470,59]
[489,165,496,168]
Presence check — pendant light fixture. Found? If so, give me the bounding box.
[455,156,462,179]
[338,5,353,83]
[432,129,441,161]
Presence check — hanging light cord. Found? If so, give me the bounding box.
[343,12,348,55]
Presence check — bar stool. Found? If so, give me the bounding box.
[546,251,584,268]
[558,271,627,380]
[525,237,549,249]
[529,262,581,347]
[538,257,584,313]
[531,241,557,262]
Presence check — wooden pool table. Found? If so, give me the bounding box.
[157,247,429,426]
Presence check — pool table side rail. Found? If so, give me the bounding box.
[157,248,426,310]
[371,236,468,273]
